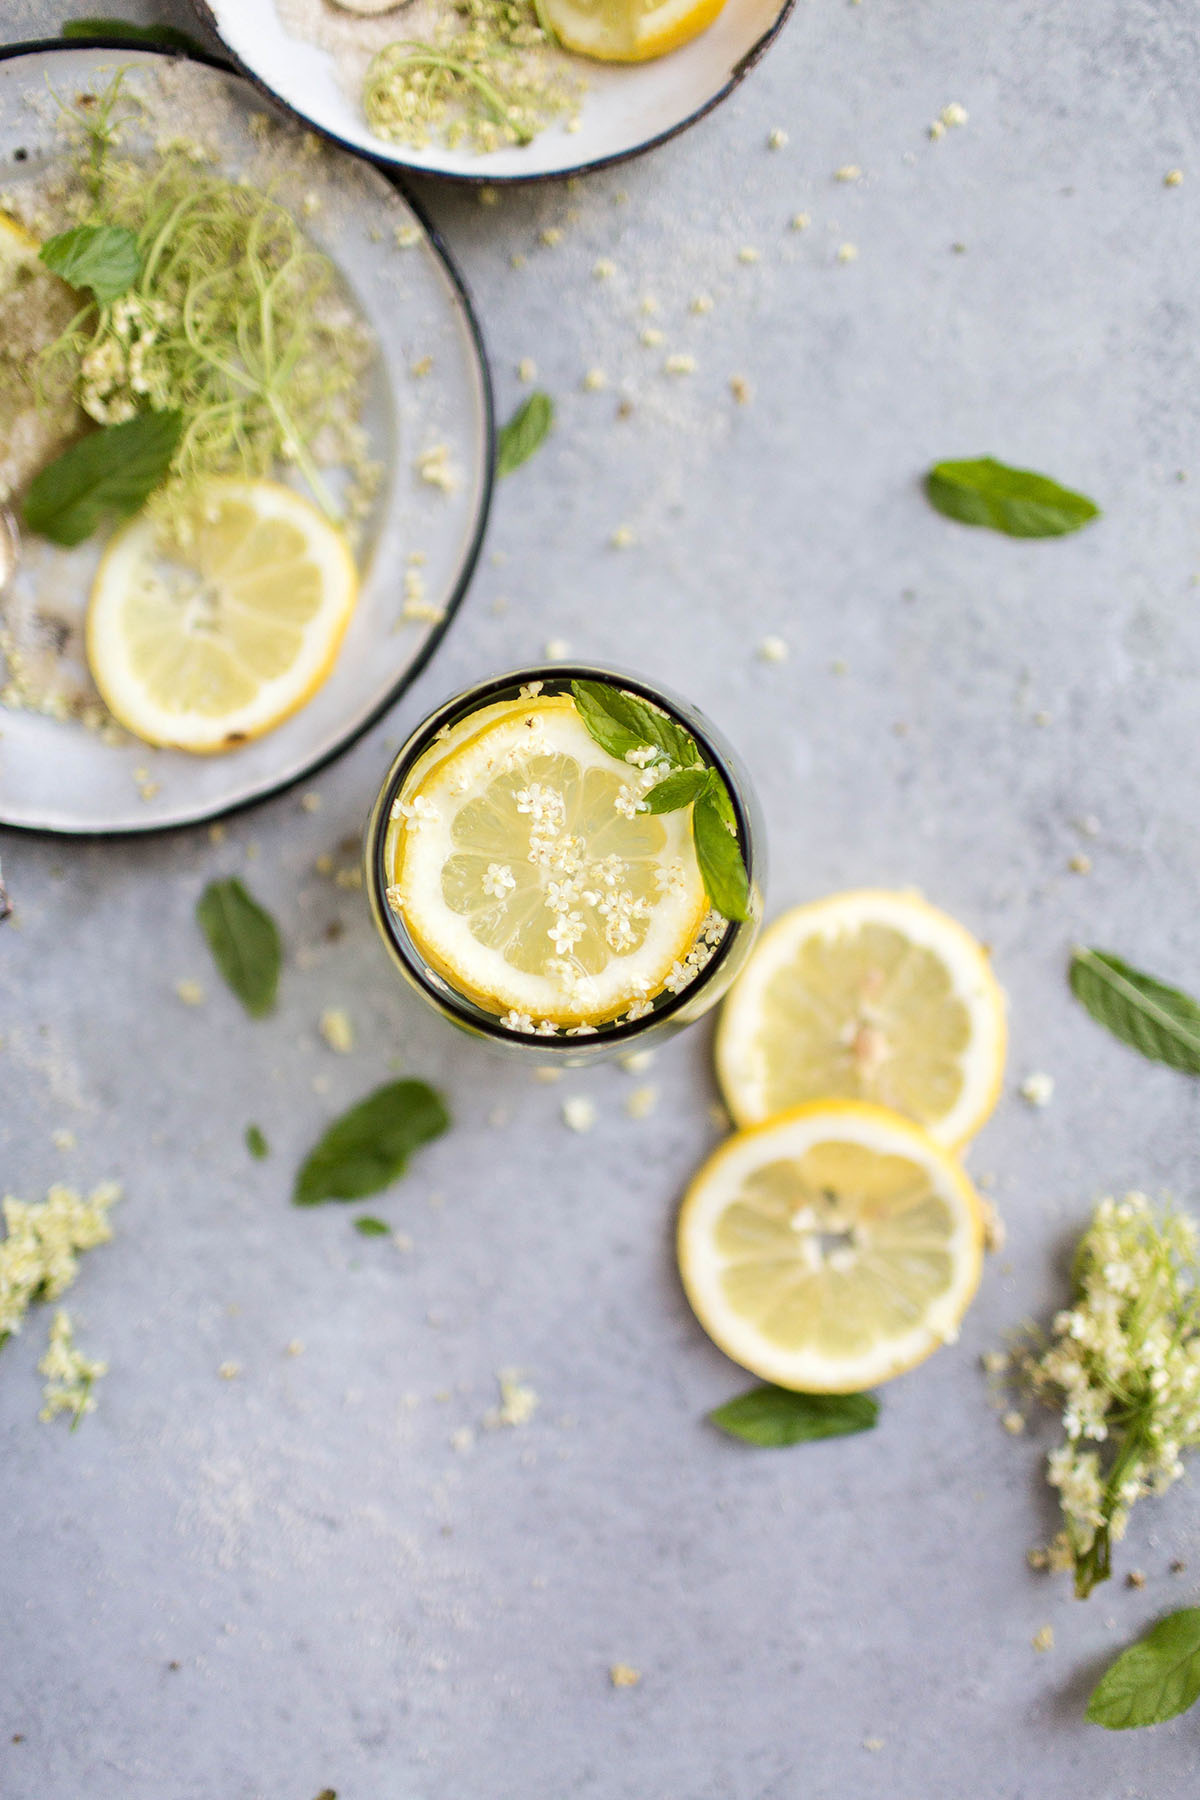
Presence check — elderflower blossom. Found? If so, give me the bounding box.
[1014,1193,1200,1596]
[0,1182,119,1340]
[38,1310,107,1426]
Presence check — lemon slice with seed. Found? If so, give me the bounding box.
[391,695,711,1025]
[542,0,727,62]
[715,889,1006,1147]
[678,1100,984,1392]
[86,477,357,753]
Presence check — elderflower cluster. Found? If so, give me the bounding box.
[38,1310,107,1426]
[1016,1193,1200,1595]
[0,1182,119,1340]
[79,295,176,424]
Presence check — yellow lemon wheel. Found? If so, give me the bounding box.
[678,1100,985,1392]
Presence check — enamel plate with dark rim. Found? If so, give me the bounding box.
[193,0,794,183]
[0,44,492,835]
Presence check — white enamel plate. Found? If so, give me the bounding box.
[193,0,795,183]
[0,45,493,835]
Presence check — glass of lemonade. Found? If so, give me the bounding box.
[365,665,765,1062]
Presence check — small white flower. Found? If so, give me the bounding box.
[482,863,516,899]
[501,1010,535,1034]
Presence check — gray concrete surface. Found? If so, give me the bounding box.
[4,1,1200,1795]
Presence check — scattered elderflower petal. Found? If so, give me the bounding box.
[610,1664,641,1688]
[583,368,608,392]
[768,127,788,150]
[737,246,760,264]
[175,978,205,1006]
[837,243,859,263]
[834,163,862,181]
[790,212,811,231]
[1165,169,1184,187]
[664,353,696,375]
[319,1008,354,1054]
[38,1310,106,1427]
[562,1096,596,1133]
[593,258,616,279]
[540,226,564,246]
[690,292,714,314]
[757,634,789,663]
[484,1369,540,1428]
[1032,1625,1055,1652]
[610,525,635,549]
[517,357,537,382]
[625,1086,658,1120]
[1002,1410,1027,1435]
[0,1181,119,1342]
[543,638,570,660]
[218,1361,241,1380]
[941,102,968,127]
[1020,1072,1055,1108]
[730,375,751,405]
[639,326,665,347]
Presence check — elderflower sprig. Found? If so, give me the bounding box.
[0,1181,119,1345]
[1014,1193,1200,1597]
[38,1310,107,1430]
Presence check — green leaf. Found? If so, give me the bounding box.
[293,1080,450,1207]
[496,391,554,477]
[353,1215,391,1237]
[924,457,1100,538]
[640,769,713,814]
[1069,947,1200,1076]
[570,679,700,770]
[40,224,141,303]
[245,1124,269,1161]
[710,1385,879,1447]
[692,787,750,923]
[21,410,182,547]
[196,878,281,1020]
[61,19,209,55]
[1087,1609,1200,1729]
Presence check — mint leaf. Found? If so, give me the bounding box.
[641,769,713,814]
[710,1385,878,1446]
[570,679,700,770]
[294,1080,449,1206]
[925,457,1099,538]
[61,19,208,54]
[21,410,181,547]
[353,1215,391,1237]
[1087,1609,1200,1729]
[1069,947,1200,1076]
[496,391,554,477]
[196,878,281,1019]
[245,1124,269,1160]
[692,787,750,923]
[40,224,141,303]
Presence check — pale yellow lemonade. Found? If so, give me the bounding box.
[367,669,763,1050]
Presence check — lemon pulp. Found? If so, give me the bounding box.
[678,1101,984,1392]
[716,889,1006,1146]
[86,477,358,752]
[542,0,728,62]
[390,695,714,1026]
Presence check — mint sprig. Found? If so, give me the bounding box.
[1087,1608,1200,1729]
[569,679,751,923]
[22,411,181,547]
[1069,947,1200,1076]
[294,1080,449,1207]
[196,877,281,1019]
[40,224,142,304]
[710,1385,878,1446]
[924,457,1099,538]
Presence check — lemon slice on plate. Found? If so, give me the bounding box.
[86,477,358,753]
[391,694,710,1025]
[715,889,1006,1147]
[678,1100,985,1392]
[542,0,728,62]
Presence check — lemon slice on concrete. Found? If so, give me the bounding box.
[392,695,710,1025]
[542,0,727,62]
[678,1100,984,1392]
[86,477,357,753]
[715,889,1006,1147]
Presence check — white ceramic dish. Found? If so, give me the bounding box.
[192,0,795,183]
[0,43,493,836]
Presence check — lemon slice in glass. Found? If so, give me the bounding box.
[542,0,728,62]
[678,1100,984,1392]
[86,477,358,752]
[715,889,1007,1147]
[391,694,710,1025]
